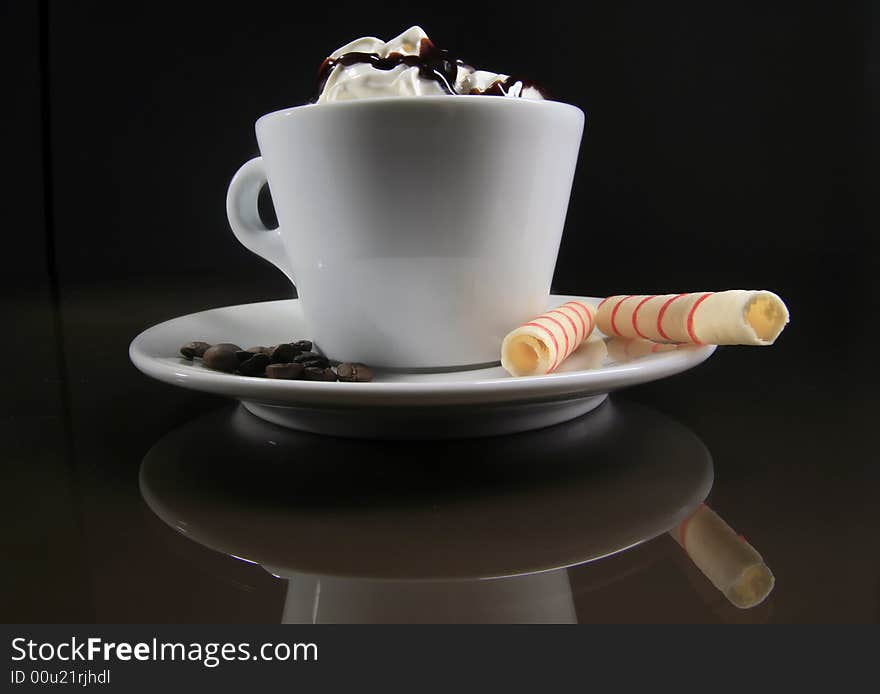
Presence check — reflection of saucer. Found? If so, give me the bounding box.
[139,400,713,581]
[129,295,715,438]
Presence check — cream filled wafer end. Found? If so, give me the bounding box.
[692,290,789,346]
[727,563,776,610]
[740,291,789,344]
[501,300,597,376]
[501,332,553,377]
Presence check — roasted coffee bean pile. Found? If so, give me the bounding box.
[179,340,374,382]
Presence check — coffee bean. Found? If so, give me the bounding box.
[236,346,271,363]
[180,341,211,360]
[303,366,337,381]
[270,343,301,364]
[336,362,374,383]
[294,351,329,368]
[237,352,270,377]
[265,362,305,380]
[202,345,239,372]
[181,338,352,381]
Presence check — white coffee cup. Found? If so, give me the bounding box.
[227,96,584,369]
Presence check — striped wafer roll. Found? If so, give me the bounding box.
[501,300,597,376]
[596,290,789,345]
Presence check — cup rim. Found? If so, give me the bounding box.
[255,95,585,128]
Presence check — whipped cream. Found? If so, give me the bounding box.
[316,26,545,103]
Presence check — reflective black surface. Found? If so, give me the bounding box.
[3,277,878,623]
[139,400,712,580]
[2,2,875,623]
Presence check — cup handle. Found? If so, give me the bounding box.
[226,157,295,284]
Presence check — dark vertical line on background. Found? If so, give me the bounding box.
[38,0,95,619]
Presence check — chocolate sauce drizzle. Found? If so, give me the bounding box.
[317,38,461,97]
[315,38,547,100]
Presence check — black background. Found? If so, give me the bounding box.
[1,1,877,624]
[5,1,870,294]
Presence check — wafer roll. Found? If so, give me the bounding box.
[597,290,789,345]
[670,504,775,609]
[501,301,597,376]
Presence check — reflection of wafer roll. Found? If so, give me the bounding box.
[501,301,597,376]
[670,504,775,609]
[597,291,789,345]
[606,337,678,363]
[556,337,608,372]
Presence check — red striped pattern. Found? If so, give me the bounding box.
[686,292,713,344]
[566,301,594,337]
[610,295,633,336]
[631,295,655,339]
[563,301,592,340]
[541,314,570,365]
[560,304,586,342]
[656,293,687,341]
[547,308,580,345]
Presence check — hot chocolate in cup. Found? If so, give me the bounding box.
[227,96,584,369]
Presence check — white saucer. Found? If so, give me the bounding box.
[129,295,715,438]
